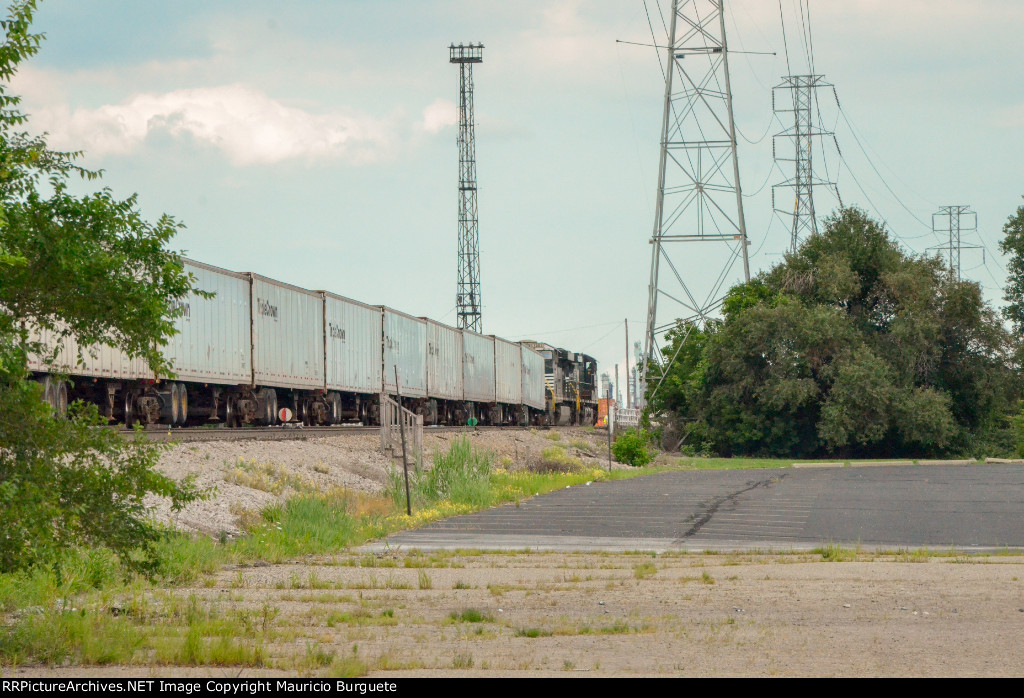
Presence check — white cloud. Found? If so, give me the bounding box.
[418,98,458,134]
[30,84,396,166]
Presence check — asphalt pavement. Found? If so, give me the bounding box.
[369,465,1024,553]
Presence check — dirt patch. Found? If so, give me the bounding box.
[9,551,1024,677]
[148,428,616,538]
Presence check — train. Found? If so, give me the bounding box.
[28,258,599,428]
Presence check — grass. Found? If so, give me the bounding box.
[815,542,859,562]
[634,562,658,579]
[448,608,493,623]
[673,456,801,470]
[0,438,669,669]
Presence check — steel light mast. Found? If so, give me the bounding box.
[450,42,484,333]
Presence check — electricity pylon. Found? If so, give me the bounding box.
[772,74,841,252]
[642,0,749,402]
[932,205,979,281]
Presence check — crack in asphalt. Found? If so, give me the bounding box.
[677,475,786,540]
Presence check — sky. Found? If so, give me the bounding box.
[14,0,1024,398]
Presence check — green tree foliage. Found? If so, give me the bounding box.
[999,200,1024,338]
[0,1,201,573]
[649,207,1016,458]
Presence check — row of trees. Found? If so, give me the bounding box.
[647,206,1024,459]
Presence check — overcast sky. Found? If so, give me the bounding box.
[15,0,1024,394]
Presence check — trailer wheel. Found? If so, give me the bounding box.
[258,388,277,426]
[175,383,189,425]
[124,390,137,428]
[36,375,56,413]
[159,384,180,425]
[55,380,68,418]
[328,393,343,425]
[224,398,238,428]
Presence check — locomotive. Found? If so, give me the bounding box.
[520,341,599,427]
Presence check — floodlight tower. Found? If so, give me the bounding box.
[450,42,484,333]
[642,0,749,397]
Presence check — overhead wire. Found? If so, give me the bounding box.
[778,0,791,75]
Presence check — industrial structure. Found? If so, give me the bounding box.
[450,42,484,334]
[932,205,980,281]
[641,0,749,404]
[772,74,841,251]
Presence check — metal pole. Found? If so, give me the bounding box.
[624,318,630,409]
[719,0,750,282]
[395,365,411,516]
[607,400,613,473]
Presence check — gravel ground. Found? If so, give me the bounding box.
[149,427,616,537]
[10,551,1024,677]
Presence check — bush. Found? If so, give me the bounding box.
[389,438,493,508]
[531,446,582,473]
[0,378,203,574]
[612,429,654,467]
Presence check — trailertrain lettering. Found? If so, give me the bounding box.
[170,300,191,319]
[257,298,278,319]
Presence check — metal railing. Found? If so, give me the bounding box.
[380,394,423,463]
[616,407,641,429]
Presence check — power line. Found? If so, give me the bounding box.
[778,0,791,75]
[834,97,935,234]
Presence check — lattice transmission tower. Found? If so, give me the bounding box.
[772,74,841,252]
[932,205,979,281]
[642,0,750,394]
[450,43,484,333]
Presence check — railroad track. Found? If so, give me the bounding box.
[120,424,536,443]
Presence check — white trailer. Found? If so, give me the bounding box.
[462,330,495,404]
[494,336,522,406]
[383,308,427,399]
[250,273,325,391]
[426,319,463,402]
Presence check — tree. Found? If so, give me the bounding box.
[999,200,1024,337]
[0,1,201,573]
[649,207,1016,458]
